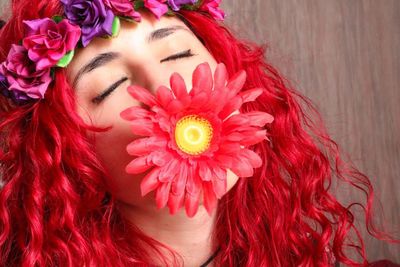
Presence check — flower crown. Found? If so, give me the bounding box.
[0,0,225,104]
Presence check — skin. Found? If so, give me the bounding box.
[67,12,239,266]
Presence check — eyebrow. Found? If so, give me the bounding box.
[147,25,190,43]
[73,25,191,88]
[72,52,120,88]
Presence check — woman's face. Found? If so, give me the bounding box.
[66,12,239,211]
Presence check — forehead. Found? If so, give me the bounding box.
[66,12,192,81]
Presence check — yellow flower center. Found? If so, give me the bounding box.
[174,115,213,155]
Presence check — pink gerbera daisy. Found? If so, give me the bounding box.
[120,62,274,217]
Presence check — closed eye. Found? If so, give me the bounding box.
[91,49,196,104]
[160,49,196,63]
[91,77,128,104]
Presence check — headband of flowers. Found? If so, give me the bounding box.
[0,0,225,104]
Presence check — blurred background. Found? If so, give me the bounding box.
[0,0,399,264]
[221,0,400,263]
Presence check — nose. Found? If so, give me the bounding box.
[139,60,179,94]
[129,56,218,97]
[122,37,219,96]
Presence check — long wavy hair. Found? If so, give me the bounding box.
[0,0,397,266]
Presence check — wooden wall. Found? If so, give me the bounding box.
[221,0,399,263]
[0,0,398,263]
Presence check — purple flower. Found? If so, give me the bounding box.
[22,18,81,70]
[61,0,114,47]
[0,45,52,102]
[167,0,197,11]
[103,0,141,21]
[0,72,7,90]
[0,71,11,100]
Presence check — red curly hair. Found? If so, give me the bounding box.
[0,0,397,266]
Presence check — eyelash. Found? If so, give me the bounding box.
[92,77,128,104]
[91,49,196,104]
[159,49,195,63]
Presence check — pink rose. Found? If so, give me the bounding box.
[0,45,52,100]
[143,0,168,19]
[103,0,141,21]
[22,18,81,70]
[200,0,225,20]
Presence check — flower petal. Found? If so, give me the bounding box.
[224,132,245,142]
[126,137,167,156]
[159,158,180,182]
[217,143,241,154]
[170,72,189,99]
[129,119,156,136]
[198,161,212,181]
[218,96,243,120]
[147,150,171,167]
[156,85,174,108]
[185,190,201,217]
[204,86,228,112]
[213,63,227,89]
[167,192,185,215]
[239,129,268,146]
[240,149,263,168]
[126,156,152,174]
[127,85,157,107]
[212,165,227,181]
[185,163,201,196]
[191,62,213,95]
[188,91,209,109]
[222,114,250,131]
[211,166,227,198]
[214,154,234,169]
[120,106,152,121]
[166,99,185,114]
[156,181,171,209]
[171,162,188,195]
[246,111,275,126]
[140,167,161,196]
[203,181,217,216]
[229,156,254,177]
[226,70,246,99]
[239,88,263,103]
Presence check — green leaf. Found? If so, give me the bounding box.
[195,0,203,8]
[182,2,200,11]
[50,68,56,80]
[56,50,75,68]
[52,15,63,23]
[134,0,145,10]
[119,16,138,23]
[166,9,175,16]
[111,16,121,37]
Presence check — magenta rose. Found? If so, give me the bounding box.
[200,0,225,20]
[22,18,81,71]
[0,45,52,101]
[144,0,168,19]
[103,0,141,21]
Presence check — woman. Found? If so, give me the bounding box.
[0,0,397,266]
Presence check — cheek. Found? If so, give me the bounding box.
[94,119,155,205]
[79,89,151,204]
